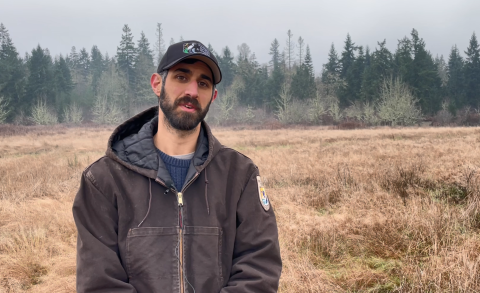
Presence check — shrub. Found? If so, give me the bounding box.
[455,106,471,125]
[455,107,480,126]
[13,111,30,126]
[377,77,422,126]
[0,95,9,124]
[275,82,293,124]
[433,101,454,126]
[328,97,343,124]
[433,110,454,126]
[362,101,379,126]
[275,84,311,125]
[92,95,124,125]
[338,120,365,130]
[344,101,380,126]
[235,105,256,124]
[308,93,328,124]
[344,101,363,121]
[62,102,83,125]
[206,79,244,126]
[465,111,480,126]
[92,63,128,124]
[214,89,237,125]
[30,100,58,125]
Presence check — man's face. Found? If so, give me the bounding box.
[153,60,217,131]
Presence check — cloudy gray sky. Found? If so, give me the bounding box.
[1,0,479,75]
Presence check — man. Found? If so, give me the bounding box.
[73,40,282,293]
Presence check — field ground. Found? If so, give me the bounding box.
[1,126,480,292]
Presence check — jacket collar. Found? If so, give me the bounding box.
[106,106,223,185]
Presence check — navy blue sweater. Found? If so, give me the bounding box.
[156,149,191,190]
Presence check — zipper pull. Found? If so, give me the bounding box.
[177,192,184,206]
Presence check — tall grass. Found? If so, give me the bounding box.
[1,126,480,292]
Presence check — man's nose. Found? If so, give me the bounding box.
[184,81,199,98]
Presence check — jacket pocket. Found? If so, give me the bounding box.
[183,226,223,292]
[126,227,179,293]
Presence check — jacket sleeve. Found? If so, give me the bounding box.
[72,168,137,293]
[220,169,282,293]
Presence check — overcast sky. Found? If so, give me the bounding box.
[1,0,479,75]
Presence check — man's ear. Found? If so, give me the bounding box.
[151,73,162,96]
[211,88,218,102]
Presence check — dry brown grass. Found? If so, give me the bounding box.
[1,126,480,292]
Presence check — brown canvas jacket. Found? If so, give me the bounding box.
[72,106,282,293]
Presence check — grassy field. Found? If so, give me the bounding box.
[1,125,479,292]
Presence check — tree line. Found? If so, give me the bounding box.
[0,23,479,126]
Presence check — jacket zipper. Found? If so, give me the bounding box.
[159,172,199,293]
[177,190,184,293]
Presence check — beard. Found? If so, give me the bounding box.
[158,89,212,132]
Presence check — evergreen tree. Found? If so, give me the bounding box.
[394,37,413,82]
[291,45,316,100]
[90,45,105,94]
[410,29,442,114]
[134,31,155,103]
[373,40,394,77]
[25,45,55,110]
[116,24,136,114]
[360,40,394,103]
[464,32,480,108]
[447,45,465,108]
[323,43,339,77]
[53,55,73,94]
[279,51,287,73]
[104,52,111,65]
[346,46,365,102]
[266,39,285,110]
[0,23,7,44]
[217,46,236,93]
[53,55,74,112]
[0,23,25,120]
[364,46,371,69]
[321,43,341,95]
[136,31,154,59]
[340,34,356,78]
[269,39,281,68]
[67,46,80,81]
[207,44,218,59]
[78,48,90,82]
[236,52,267,107]
[116,24,136,87]
[67,45,94,111]
[338,34,358,106]
[154,23,166,64]
[297,36,305,65]
[434,55,448,87]
[434,54,449,108]
[285,29,295,71]
[304,45,314,77]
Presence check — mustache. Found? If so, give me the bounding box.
[173,96,201,110]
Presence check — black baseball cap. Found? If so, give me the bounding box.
[157,40,222,84]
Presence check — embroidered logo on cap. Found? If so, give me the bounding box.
[183,42,210,57]
[256,176,270,211]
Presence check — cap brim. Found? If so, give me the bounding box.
[164,54,222,85]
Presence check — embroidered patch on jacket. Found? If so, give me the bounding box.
[182,42,210,57]
[257,176,270,211]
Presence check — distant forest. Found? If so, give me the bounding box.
[0,23,479,127]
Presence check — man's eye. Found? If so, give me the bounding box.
[177,75,186,81]
[199,82,207,87]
